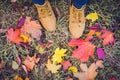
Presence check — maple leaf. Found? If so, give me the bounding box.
[61,60,72,70]
[23,54,40,71]
[74,60,104,80]
[86,12,98,22]
[52,48,67,63]
[6,28,24,44]
[46,60,61,73]
[21,16,42,41]
[99,30,115,45]
[68,39,95,62]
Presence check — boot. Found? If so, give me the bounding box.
[35,0,56,31]
[69,5,86,38]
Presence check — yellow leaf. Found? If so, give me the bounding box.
[52,55,63,63]
[95,32,101,37]
[46,60,61,73]
[54,48,67,56]
[25,77,29,80]
[20,34,31,42]
[68,66,78,73]
[14,75,23,80]
[52,48,67,63]
[86,12,98,22]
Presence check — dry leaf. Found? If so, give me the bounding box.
[80,63,88,72]
[0,60,5,69]
[52,48,67,63]
[86,12,98,22]
[74,60,104,80]
[23,54,40,71]
[21,16,42,41]
[12,61,19,70]
[99,30,115,45]
[61,60,72,70]
[46,60,61,73]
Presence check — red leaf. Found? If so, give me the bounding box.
[6,28,23,44]
[68,39,86,47]
[100,30,115,45]
[61,60,72,70]
[68,39,95,62]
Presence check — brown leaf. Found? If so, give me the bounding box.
[0,60,5,69]
[73,60,104,80]
[23,54,40,71]
[80,63,88,72]
[95,60,104,68]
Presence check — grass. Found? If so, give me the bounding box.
[0,0,120,80]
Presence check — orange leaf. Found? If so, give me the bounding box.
[21,17,42,40]
[85,30,96,37]
[6,28,24,44]
[100,30,115,45]
[23,54,40,71]
[69,39,95,62]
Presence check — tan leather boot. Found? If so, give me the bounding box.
[35,0,56,31]
[69,5,86,38]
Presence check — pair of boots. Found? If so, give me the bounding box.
[35,0,85,38]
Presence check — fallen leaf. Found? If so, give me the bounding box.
[96,48,105,59]
[61,60,72,70]
[86,12,98,22]
[95,31,101,37]
[46,60,61,73]
[14,75,23,80]
[17,17,26,27]
[85,30,96,40]
[23,54,40,71]
[73,60,104,80]
[36,45,45,54]
[68,66,78,73]
[12,61,19,70]
[80,63,88,72]
[21,16,42,41]
[85,30,96,37]
[68,39,95,62]
[99,30,115,45]
[0,60,5,69]
[95,60,104,68]
[52,48,67,63]
[6,28,24,44]
[25,77,29,80]
[20,34,31,42]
